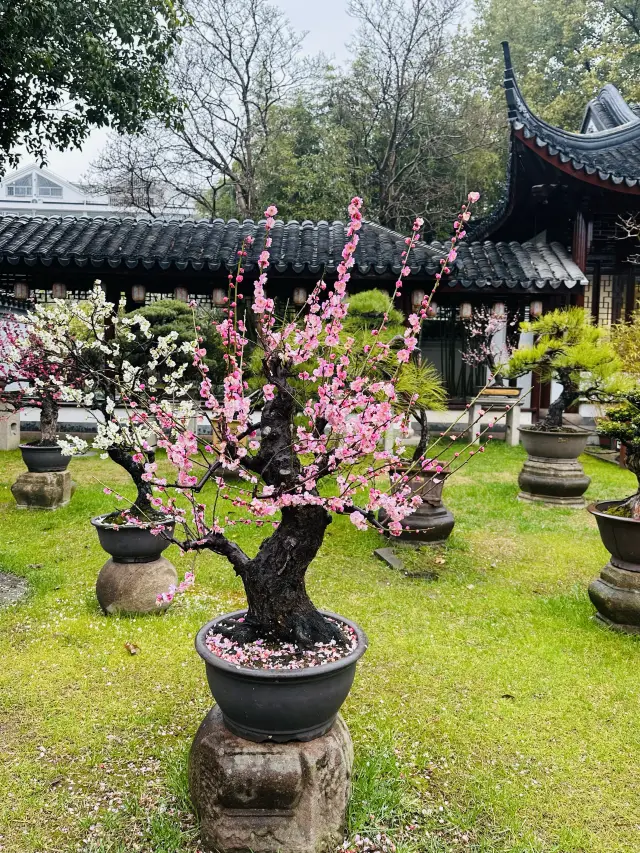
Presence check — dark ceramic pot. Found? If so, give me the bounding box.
[195,610,368,743]
[91,514,175,563]
[379,467,455,543]
[588,501,640,568]
[20,443,70,473]
[588,500,640,632]
[519,427,590,460]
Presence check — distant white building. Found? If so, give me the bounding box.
[0,163,119,217]
[0,163,197,219]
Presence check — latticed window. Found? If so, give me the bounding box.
[36,175,63,198]
[6,176,32,197]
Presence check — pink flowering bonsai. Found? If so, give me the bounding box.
[64,196,481,647]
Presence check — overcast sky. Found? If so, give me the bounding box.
[20,0,358,183]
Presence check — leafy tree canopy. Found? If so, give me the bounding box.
[470,0,640,130]
[0,0,185,175]
[505,307,620,427]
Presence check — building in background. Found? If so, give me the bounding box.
[0,163,118,218]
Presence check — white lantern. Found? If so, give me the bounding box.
[492,301,507,318]
[174,287,189,303]
[52,282,67,300]
[530,300,543,318]
[14,282,28,300]
[212,288,226,306]
[411,288,425,309]
[427,301,438,317]
[459,302,473,320]
[131,284,146,304]
[293,287,307,306]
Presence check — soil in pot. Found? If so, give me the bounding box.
[195,609,368,743]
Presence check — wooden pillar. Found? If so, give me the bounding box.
[590,261,601,324]
[572,210,590,274]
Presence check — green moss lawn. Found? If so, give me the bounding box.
[0,445,639,852]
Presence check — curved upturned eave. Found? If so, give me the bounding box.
[501,41,640,189]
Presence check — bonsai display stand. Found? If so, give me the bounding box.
[467,389,522,446]
[96,556,177,615]
[189,706,353,853]
[11,470,74,510]
[517,456,590,508]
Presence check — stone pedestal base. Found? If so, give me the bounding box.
[517,455,590,508]
[589,561,640,633]
[11,470,74,510]
[0,407,20,451]
[96,556,177,615]
[189,706,353,853]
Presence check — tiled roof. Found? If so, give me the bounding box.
[502,42,640,188]
[0,214,587,290]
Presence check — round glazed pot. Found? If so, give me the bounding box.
[519,427,591,460]
[20,443,70,473]
[91,514,175,563]
[195,609,368,743]
[588,501,640,567]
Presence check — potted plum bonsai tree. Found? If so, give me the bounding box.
[589,391,640,632]
[503,307,619,507]
[25,288,226,612]
[89,196,483,853]
[0,316,78,474]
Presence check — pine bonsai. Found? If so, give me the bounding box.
[503,307,620,430]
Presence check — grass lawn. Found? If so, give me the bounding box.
[0,443,639,853]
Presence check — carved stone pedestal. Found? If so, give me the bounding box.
[589,562,640,634]
[11,470,74,510]
[96,556,177,615]
[189,706,353,853]
[518,456,590,508]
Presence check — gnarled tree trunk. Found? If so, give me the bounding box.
[40,394,59,444]
[210,362,343,647]
[542,373,579,429]
[107,445,157,519]
[622,446,640,518]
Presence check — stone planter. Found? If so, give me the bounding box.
[91,514,175,563]
[517,427,591,508]
[92,515,177,615]
[20,443,70,473]
[588,500,640,633]
[195,609,368,743]
[379,467,454,543]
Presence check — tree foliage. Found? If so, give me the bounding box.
[505,308,620,428]
[0,0,184,176]
[470,0,640,130]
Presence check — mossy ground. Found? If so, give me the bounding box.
[0,445,638,852]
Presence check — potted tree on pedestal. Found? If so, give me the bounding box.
[589,391,640,632]
[503,308,619,507]
[89,196,482,853]
[0,316,83,509]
